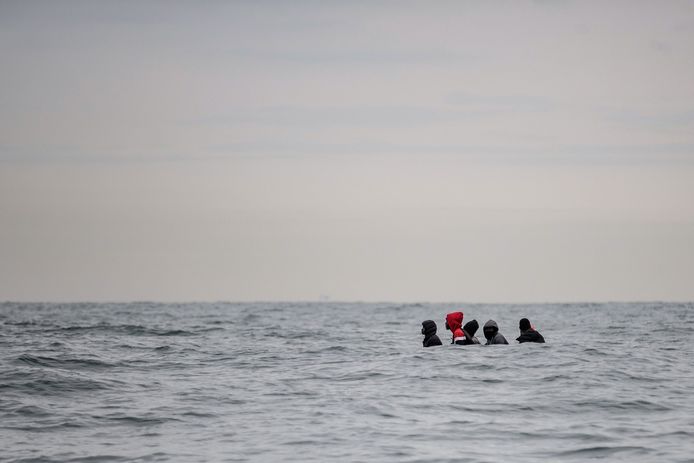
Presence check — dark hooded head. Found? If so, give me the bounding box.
[483,319,499,341]
[519,318,531,332]
[463,319,479,337]
[421,320,437,337]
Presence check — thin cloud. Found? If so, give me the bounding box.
[183,105,488,129]
[446,92,561,113]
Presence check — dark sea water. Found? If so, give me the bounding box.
[1,302,693,462]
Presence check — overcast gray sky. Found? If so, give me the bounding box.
[1,0,693,302]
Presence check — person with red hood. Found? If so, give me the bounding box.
[445,312,465,344]
[445,312,480,345]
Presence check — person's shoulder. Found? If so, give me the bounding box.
[495,333,509,344]
[424,335,443,347]
[517,330,545,343]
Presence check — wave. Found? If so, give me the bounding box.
[14,354,118,370]
[114,344,171,351]
[573,398,673,412]
[11,454,138,462]
[4,404,52,417]
[3,421,88,432]
[0,369,119,394]
[1,376,114,394]
[554,445,652,458]
[103,415,181,426]
[55,324,197,336]
[301,345,348,354]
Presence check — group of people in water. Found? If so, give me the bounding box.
[421,311,545,347]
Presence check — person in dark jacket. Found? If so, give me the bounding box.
[421,320,443,347]
[516,318,545,343]
[483,319,509,345]
[461,319,481,345]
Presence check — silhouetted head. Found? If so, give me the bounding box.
[421,320,437,337]
[483,319,499,340]
[463,319,479,337]
[519,318,531,332]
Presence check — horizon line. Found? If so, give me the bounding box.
[1,299,692,306]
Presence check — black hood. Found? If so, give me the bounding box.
[463,319,479,337]
[519,318,531,332]
[421,320,437,337]
[483,319,499,340]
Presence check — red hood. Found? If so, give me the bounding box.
[446,311,464,333]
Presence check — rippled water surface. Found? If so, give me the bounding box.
[1,302,693,462]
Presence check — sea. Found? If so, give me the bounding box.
[1,302,693,462]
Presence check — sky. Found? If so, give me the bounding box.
[1,0,694,302]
